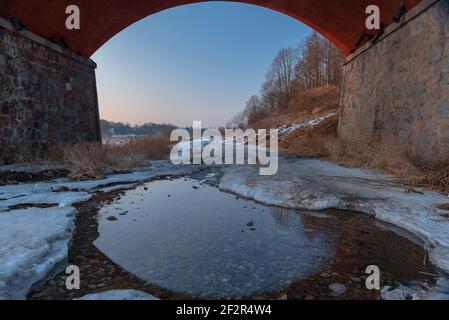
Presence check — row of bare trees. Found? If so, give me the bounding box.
[227,32,344,128]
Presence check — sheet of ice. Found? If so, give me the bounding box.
[76,290,159,300]
[99,183,138,193]
[0,207,76,300]
[0,161,198,300]
[219,157,449,273]
[0,161,196,202]
[0,192,91,208]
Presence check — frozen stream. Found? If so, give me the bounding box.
[94,178,443,299]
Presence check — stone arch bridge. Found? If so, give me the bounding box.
[0,0,448,165]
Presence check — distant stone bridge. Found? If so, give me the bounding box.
[0,0,448,165]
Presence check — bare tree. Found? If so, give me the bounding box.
[262,47,298,111]
[295,32,344,90]
[227,32,344,127]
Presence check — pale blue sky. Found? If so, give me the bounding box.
[92,2,312,127]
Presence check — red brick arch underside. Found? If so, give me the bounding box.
[0,0,423,57]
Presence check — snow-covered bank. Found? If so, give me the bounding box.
[219,157,449,274]
[0,161,198,299]
[2,155,449,300]
[0,207,76,300]
[0,161,196,208]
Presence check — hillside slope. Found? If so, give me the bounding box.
[250,86,340,130]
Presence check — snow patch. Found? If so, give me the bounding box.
[278,112,337,136]
[0,192,91,208]
[76,290,159,300]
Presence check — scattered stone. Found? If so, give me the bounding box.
[246,221,254,227]
[329,283,347,296]
[107,216,118,222]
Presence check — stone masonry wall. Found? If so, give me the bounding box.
[339,0,449,165]
[0,23,100,165]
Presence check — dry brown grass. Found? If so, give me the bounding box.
[280,110,449,194]
[251,86,340,129]
[270,86,449,193]
[280,115,429,188]
[62,142,116,180]
[114,135,171,161]
[56,135,171,180]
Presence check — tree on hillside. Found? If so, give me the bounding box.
[261,47,298,112]
[245,95,263,124]
[227,32,344,127]
[295,32,344,91]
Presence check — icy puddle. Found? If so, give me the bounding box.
[94,178,442,299]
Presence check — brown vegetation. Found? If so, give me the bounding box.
[278,99,449,194]
[227,32,344,129]
[252,86,340,129]
[52,135,171,180]
[225,32,449,194]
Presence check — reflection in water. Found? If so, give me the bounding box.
[94,178,441,299]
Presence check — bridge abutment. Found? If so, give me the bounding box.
[339,0,449,165]
[0,17,101,164]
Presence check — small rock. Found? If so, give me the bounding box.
[107,216,118,222]
[247,221,254,227]
[329,283,347,296]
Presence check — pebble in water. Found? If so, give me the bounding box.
[329,283,347,296]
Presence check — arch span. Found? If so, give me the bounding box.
[0,0,423,57]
